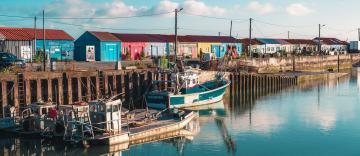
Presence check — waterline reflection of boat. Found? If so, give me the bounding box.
[186,100,226,117]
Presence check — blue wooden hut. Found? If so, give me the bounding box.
[75,31,121,62]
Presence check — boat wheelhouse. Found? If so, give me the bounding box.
[88,95,129,145]
[57,102,94,143]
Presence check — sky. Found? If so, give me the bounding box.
[0,0,359,41]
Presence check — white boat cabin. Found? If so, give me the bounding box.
[172,67,200,90]
[89,98,122,134]
[58,102,90,123]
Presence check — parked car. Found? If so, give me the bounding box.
[0,52,25,69]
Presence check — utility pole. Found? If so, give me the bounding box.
[174,9,179,63]
[318,24,321,55]
[358,28,360,41]
[249,18,253,58]
[43,10,46,71]
[218,32,221,36]
[32,16,37,63]
[288,31,290,39]
[229,20,233,37]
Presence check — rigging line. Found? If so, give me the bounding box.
[252,23,265,37]
[290,31,315,37]
[179,27,223,33]
[182,12,248,21]
[0,14,33,19]
[253,19,316,28]
[45,11,175,19]
[179,28,230,36]
[47,20,173,31]
[326,29,358,37]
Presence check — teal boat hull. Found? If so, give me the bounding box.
[146,80,230,109]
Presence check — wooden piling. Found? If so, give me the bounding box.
[1,81,7,117]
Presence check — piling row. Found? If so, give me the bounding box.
[0,69,171,118]
[229,72,297,109]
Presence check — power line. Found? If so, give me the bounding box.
[45,11,174,19]
[0,14,33,19]
[253,19,316,28]
[47,20,173,31]
[182,12,248,21]
[0,11,174,20]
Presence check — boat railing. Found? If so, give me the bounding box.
[91,118,122,135]
[63,111,94,143]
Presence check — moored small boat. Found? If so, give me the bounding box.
[146,67,230,109]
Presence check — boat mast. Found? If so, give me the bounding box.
[174,8,183,94]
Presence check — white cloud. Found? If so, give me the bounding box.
[286,3,313,16]
[153,0,179,14]
[247,1,273,14]
[182,0,226,16]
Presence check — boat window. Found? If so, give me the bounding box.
[107,106,112,112]
[113,105,119,112]
[42,108,47,115]
[100,105,105,112]
[83,117,89,122]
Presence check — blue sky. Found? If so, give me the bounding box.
[0,0,359,41]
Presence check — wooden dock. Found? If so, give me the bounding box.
[0,69,172,117]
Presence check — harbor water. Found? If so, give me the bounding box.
[2,69,360,156]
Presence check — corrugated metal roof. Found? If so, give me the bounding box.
[89,31,120,41]
[238,38,264,45]
[112,33,170,42]
[109,33,238,43]
[256,38,279,44]
[313,37,348,45]
[182,35,237,43]
[0,27,74,41]
[284,39,317,45]
[256,38,290,44]
[274,39,290,44]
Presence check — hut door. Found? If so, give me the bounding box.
[104,44,117,61]
[212,45,221,58]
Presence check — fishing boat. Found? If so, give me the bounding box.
[56,102,94,143]
[0,105,17,130]
[1,101,57,136]
[88,94,129,145]
[146,66,230,109]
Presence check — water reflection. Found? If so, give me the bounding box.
[4,70,360,156]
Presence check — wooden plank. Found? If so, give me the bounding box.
[1,81,7,118]
[121,74,125,95]
[13,78,19,110]
[25,80,31,105]
[58,78,64,105]
[47,78,53,102]
[67,77,73,104]
[96,76,100,99]
[104,74,109,96]
[77,77,82,102]
[36,79,42,102]
[86,77,91,102]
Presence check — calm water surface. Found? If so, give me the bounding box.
[2,70,360,156]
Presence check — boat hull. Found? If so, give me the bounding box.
[147,80,230,109]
